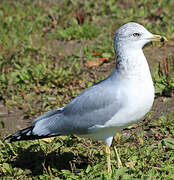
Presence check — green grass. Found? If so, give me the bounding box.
[1,113,174,179]
[0,0,174,179]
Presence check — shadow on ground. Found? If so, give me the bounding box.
[7,144,90,176]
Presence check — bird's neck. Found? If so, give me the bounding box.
[115,47,152,80]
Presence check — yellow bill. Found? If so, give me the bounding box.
[148,34,168,42]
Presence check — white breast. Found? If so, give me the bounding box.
[106,71,154,129]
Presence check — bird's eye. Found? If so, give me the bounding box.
[133,33,140,37]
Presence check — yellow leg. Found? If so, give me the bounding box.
[113,146,122,168]
[114,133,123,168]
[105,145,111,173]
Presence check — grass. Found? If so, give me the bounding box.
[1,113,174,179]
[0,0,174,179]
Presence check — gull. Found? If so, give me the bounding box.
[5,22,167,173]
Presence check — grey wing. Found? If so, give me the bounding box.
[32,77,121,137]
[32,108,63,124]
[60,79,121,134]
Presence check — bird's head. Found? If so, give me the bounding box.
[114,22,167,51]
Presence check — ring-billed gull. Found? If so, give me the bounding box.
[5,22,167,173]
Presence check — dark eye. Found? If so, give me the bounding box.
[133,33,140,37]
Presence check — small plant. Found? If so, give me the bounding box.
[154,56,174,97]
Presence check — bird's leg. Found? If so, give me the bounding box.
[105,145,111,173]
[113,133,123,168]
[113,146,122,168]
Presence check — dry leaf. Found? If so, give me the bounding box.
[86,57,109,67]
[93,52,102,57]
[41,137,55,142]
[125,161,137,168]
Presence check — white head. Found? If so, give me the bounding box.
[114,22,167,54]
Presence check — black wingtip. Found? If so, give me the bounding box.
[4,126,61,143]
[4,126,34,142]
